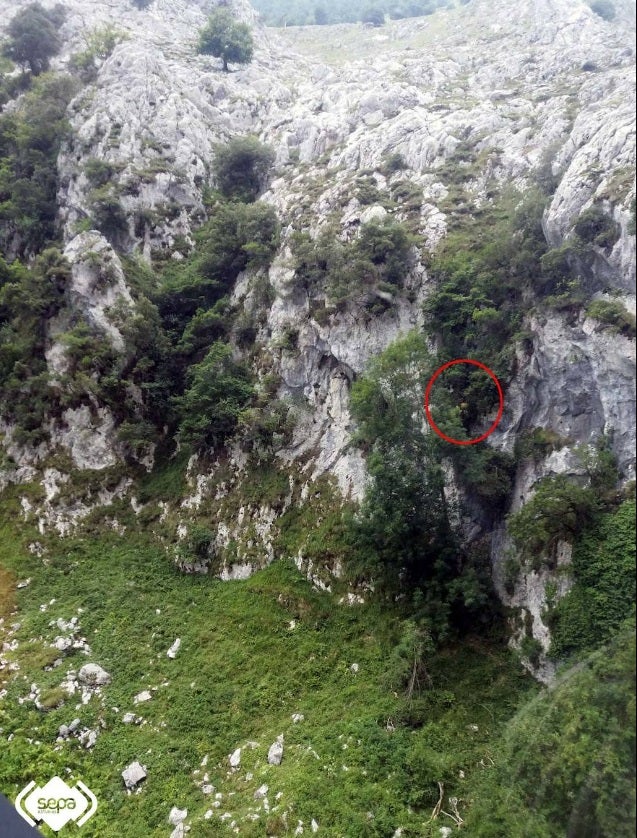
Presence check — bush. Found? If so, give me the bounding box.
[212,136,275,202]
[507,475,599,565]
[574,204,620,249]
[2,3,65,75]
[586,299,636,337]
[70,25,128,81]
[197,8,254,72]
[383,152,407,173]
[361,6,385,24]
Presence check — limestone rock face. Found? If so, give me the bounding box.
[0,0,635,669]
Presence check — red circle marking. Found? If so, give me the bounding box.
[424,359,504,446]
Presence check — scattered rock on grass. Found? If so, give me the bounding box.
[78,663,111,686]
[268,735,284,766]
[122,761,147,790]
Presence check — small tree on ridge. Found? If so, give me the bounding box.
[197,8,254,72]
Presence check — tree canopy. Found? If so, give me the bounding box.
[2,3,66,75]
[197,8,254,72]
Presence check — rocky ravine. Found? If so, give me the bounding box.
[0,0,635,678]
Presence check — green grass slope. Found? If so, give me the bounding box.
[0,490,534,837]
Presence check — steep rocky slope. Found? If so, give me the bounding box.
[0,0,635,676]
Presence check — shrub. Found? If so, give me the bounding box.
[586,299,636,337]
[573,204,620,249]
[0,73,78,255]
[197,8,254,72]
[356,218,415,284]
[465,629,636,837]
[70,25,128,81]
[361,6,385,24]
[212,136,275,202]
[383,151,407,173]
[507,475,599,565]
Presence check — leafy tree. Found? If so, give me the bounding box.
[2,3,65,75]
[175,341,253,449]
[507,475,599,565]
[197,8,254,72]
[348,333,458,629]
[212,136,275,202]
[574,204,619,249]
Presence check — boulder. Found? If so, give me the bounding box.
[78,663,111,686]
[267,735,284,766]
[122,761,147,789]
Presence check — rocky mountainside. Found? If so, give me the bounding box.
[0,0,635,834]
[2,0,634,671]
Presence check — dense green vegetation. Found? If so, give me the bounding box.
[212,136,276,202]
[252,0,450,27]
[465,627,635,837]
[292,217,415,309]
[0,495,536,837]
[0,72,78,256]
[348,332,502,637]
[548,500,636,658]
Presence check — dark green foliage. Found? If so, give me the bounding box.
[574,204,620,249]
[88,186,128,245]
[549,501,636,658]
[174,341,254,449]
[84,158,118,188]
[348,332,500,636]
[589,0,616,20]
[0,73,78,256]
[514,427,568,462]
[212,136,275,203]
[348,334,455,626]
[586,298,636,337]
[0,249,69,445]
[507,475,599,565]
[2,3,65,75]
[158,201,279,328]
[382,151,407,174]
[293,218,414,306]
[628,196,636,236]
[197,8,254,72]
[464,629,636,837]
[422,190,548,419]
